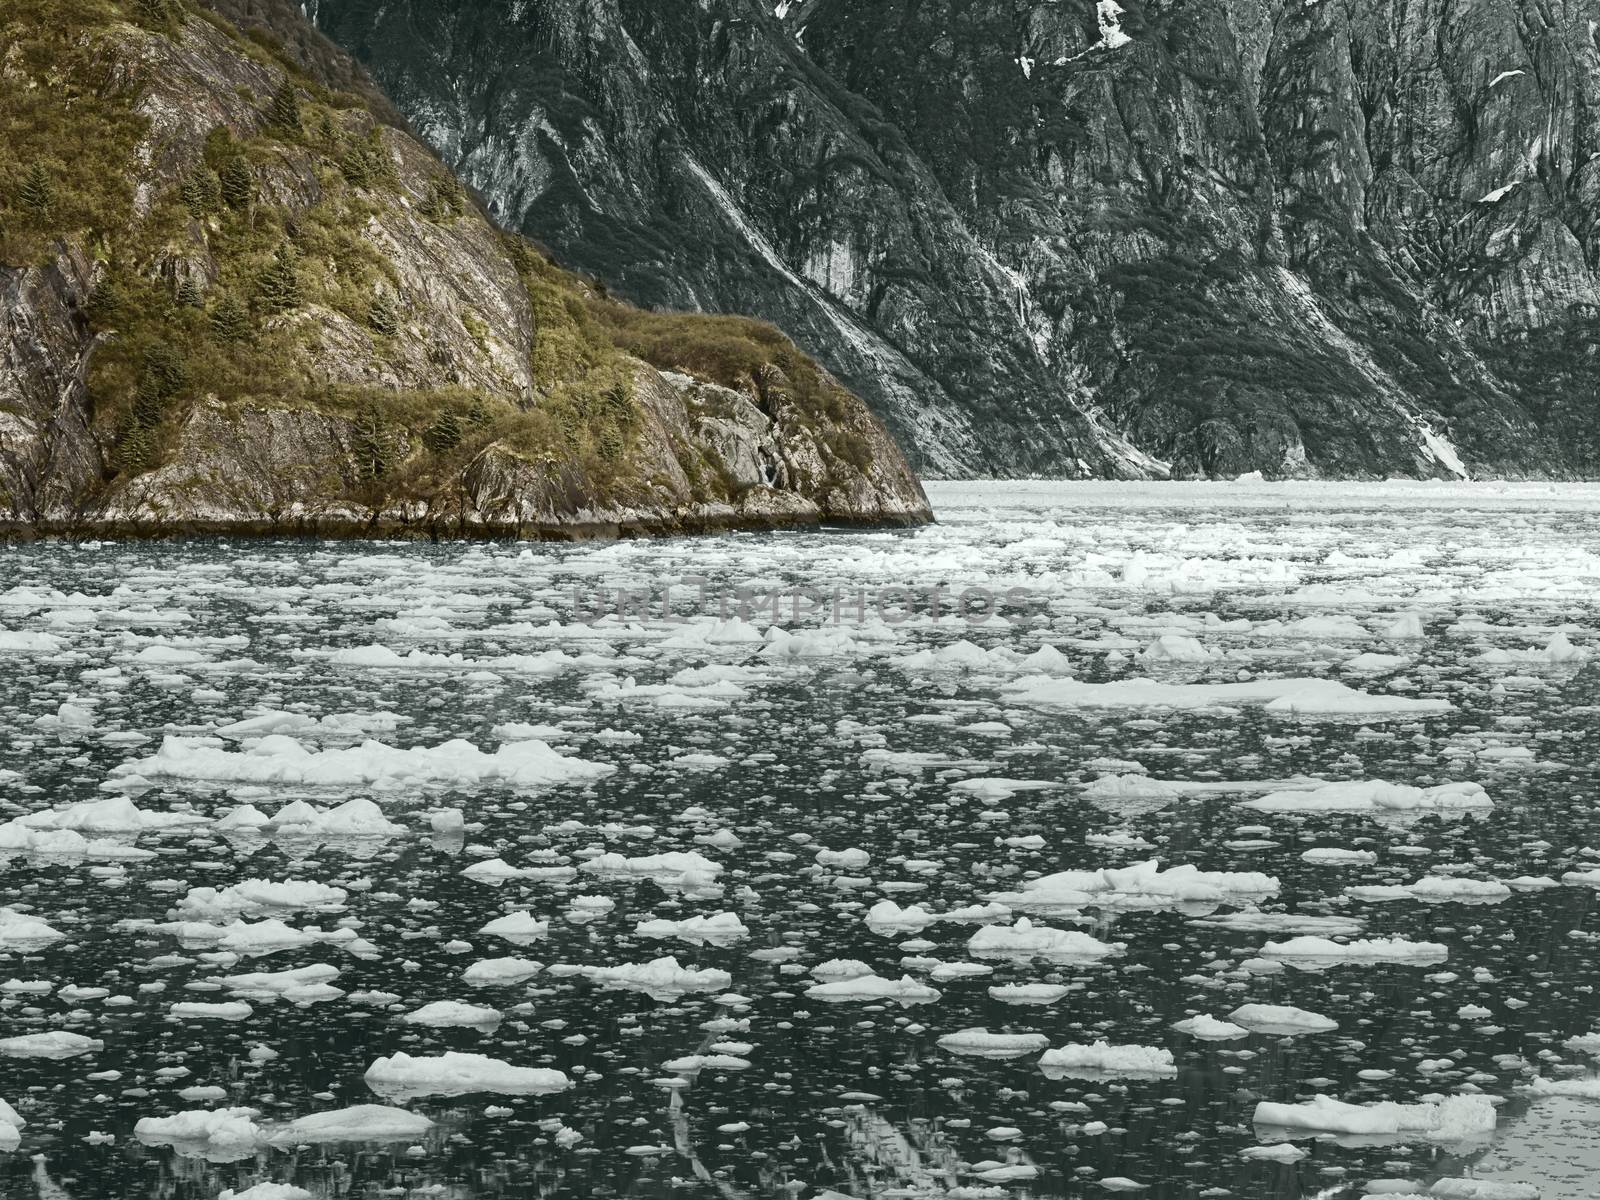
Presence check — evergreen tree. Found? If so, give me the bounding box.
[340,142,373,190]
[180,171,220,219]
[209,293,250,342]
[422,410,463,453]
[130,343,186,432]
[17,163,53,221]
[597,422,625,464]
[219,157,253,209]
[267,81,300,134]
[145,343,187,397]
[352,405,392,482]
[115,422,154,474]
[255,245,301,314]
[84,275,126,330]
[175,277,203,308]
[341,130,393,190]
[420,181,460,223]
[132,372,166,429]
[367,290,399,336]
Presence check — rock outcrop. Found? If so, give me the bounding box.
[310,0,1600,479]
[0,0,929,538]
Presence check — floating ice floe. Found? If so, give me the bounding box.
[1261,936,1448,965]
[0,1032,102,1058]
[804,973,941,1006]
[1138,634,1218,662]
[1240,780,1491,815]
[1525,1076,1600,1099]
[399,1000,503,1027]
[461,957,544,986]
[987,860,1278,913]
[1171,1014,1249,1040]
[364,1051,571,1098]
[215,964,343,1003]
[815,847,870,870]
[1346,877,1511,904]
[1252,1093,1496,1142]
[478,911,550,942]
[989,983,1071,1005]
[1228,1003,1338,1034]
[579,851,722,890]
[634,912,749,944]
[171,1001,253,1021]
[950,777,1064,802]
[1039,1041,1176,1077]
[582,956,732,999]
[165,919,368,957]
[1301,847,1377,865]
[10,796,206,833]
[863,900,936,932]
[175,880,348,921]
[936,1028,1051,1059]
[219,1184,313,1200]
[255,798,406,838]
[114,734,613,790]
[217,708,406,740]
[0,1097,21,1150]
[1007,675,1452,716]
[264,1104,435,1145]
[968,918,1121,960]
[0,630,65,653]
[134,1108,264,1161]
[0,908,66,947]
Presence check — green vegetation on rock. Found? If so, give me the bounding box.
[0,0,926,534]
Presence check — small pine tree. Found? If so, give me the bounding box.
[84,275,126,329]
[340,142,373,190]
[597,422,625,464]
[180,171,220,219]
[367,290,399,336]
[17,163,53,222]
[267,81,300,134]
[175,277,203,308]
[352,406,391,482]
[422,410,463,453]
[132,372,166,428]
[209,293,250,342]
[255,245,301,314]
[420,181,460,223]
[115,422,154,474]
[145,343,187,397]
[219,157,253,209]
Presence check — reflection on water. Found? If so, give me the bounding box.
[0,482,1598,1199]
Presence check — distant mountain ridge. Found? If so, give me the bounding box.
[309,0,1600,479]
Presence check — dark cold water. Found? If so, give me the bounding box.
[2,482,1600,1200]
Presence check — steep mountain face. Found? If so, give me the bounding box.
[0,0,928,537]
[310,0,1600,479]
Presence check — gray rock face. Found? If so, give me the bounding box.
[0,1,928,539]
[309,0,1600,478]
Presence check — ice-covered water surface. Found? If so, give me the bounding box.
[1,480,1599,1200]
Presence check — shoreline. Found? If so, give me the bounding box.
[0,506,934,544]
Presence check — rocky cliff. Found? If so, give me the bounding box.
[0,0,930,538]
[310,0,1600,479]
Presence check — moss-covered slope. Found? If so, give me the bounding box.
[0,0,930,536]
